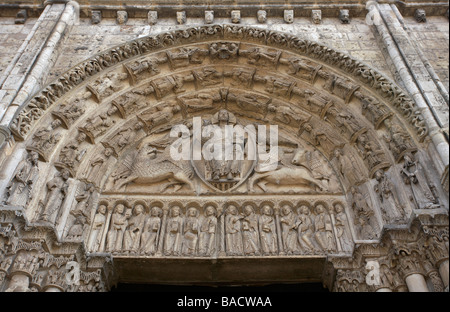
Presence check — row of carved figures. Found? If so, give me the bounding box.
[85,200,354,257]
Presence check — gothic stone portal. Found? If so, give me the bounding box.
[0,25,448,292]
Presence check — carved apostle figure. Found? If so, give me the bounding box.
[400,153,439,209]
[374,170,405,222]
[280,205,299,255]
[106,204,130,253]
[314,204,335,253]
[259,205,278,256]
[296,205,316,254]
[225,205,244,256]
[141,206,162,255]
[123,204,146,254]
[87,204,107,252]
[4,151,39,208]
[333,203,353,253]
[39,169,70,223]
[182,207,200,256]
[242,205,260,256]
[164,206,183,256]
[198,206,218,256]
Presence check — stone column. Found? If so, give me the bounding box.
[405,274,429,292]
[217,206,226,257]
[156,207,169,256]
[99,205,113,252]
[5,273,30,292]
[376,288,393,292]
[398,251,429,292]
[439,259,449,290]
[44,285,63,292]
[273,207,284,256]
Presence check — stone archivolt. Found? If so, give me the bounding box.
[0,26,448,292]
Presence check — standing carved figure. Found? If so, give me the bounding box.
[71,183,95,221]
[199,206,218,256]
[106,204,130,253]
[314,204,335,253]
[400,153,439,209]
[374,170,405,222]
[280,205,299,255]
[4,151,39,207]
[242,205,260,256]
[333,149,367,186]
[297,205,316,254]
[333,203,353,253]
[39,169,70,223]
[182,207,200,256]
[164,206,183,256]
[123,204,146,254]
[259,205,278,256]
[350,186,377,240]
[141,206,162,255]
[84,147,115,187]
[225,205,244,256]
[87,204,107,252]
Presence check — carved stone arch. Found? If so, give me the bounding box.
[2,25,447,292]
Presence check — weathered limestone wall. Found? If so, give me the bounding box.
[405,16,449,92]
[0,17,38,79]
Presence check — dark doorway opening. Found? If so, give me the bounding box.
[111,282,329,292]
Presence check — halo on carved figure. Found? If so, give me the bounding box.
[168,201,185,215]
[314,200,330,213]
[202,202,218,214]
[296,200,312,214]
[131,200,148,213]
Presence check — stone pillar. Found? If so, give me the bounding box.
[99,205,113,252]
[44,285,63,292]
[0,1,80,128]
[273,207,284,255]
[5,273,30,292]
[376,288,393,292]
[372,3,449,187]
[439,259,449,289]
[398,250,429,292]
[156,207,169,256]
[423,260,445,292]
[405,274,429,292]
[218,207,226,257]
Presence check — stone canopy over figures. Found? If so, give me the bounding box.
[0,23,448,293]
